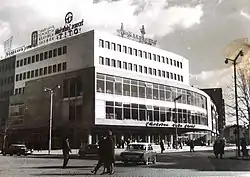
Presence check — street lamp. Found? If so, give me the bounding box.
[174,95,182,149]
[44,85,60,154]
[225,50,244,157]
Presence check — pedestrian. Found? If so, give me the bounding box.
[91,136,106,174]
[167,141,171,149]
[241,138,248,159]
[62,136,71,168]
[190,139,195,152]
[102,130,115,175]
[160,140,165,153]
[213,140,220,158]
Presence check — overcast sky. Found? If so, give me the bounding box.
[1,0,250,124]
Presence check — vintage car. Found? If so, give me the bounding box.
[78,144,99,158]
[120,142,157,165]
[2,144,33,156]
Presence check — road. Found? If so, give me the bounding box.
[1,150,250,177]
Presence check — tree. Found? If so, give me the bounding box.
[225,59,250,126]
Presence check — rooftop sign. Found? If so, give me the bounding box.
[117,23,157,46]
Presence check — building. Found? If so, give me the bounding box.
[223,125,247,143]
[0,56,15,147]
[201,88,225,133]
[4,21,218,149]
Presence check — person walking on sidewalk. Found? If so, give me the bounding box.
[62,136,71,168]
[160,140,165,153]
[103,130,115,175]
[189,139,195,152]
[91,136,106,174]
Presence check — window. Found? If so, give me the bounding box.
[44,67,47,75]
[177,61,179,67]
[117,60,122,68]
[148,53,152,60]
[31,70,34,78]
[180,76,183,82]
[123,46,127,53]
[153,54,156,61]
[117,44,121,52]
[111,59,116,67]
[144,51,147,59]
[27,57,31,64]
[174,74,177,80]
[174,60,176,66]
[157,55,160,62]
[16,74,19,81]
[158,70,161,77]
[24,58,27,65]
[35,69,38,77]
[99,56,104,65]
[162,71,166,77]
[63,62,67,70]
[139,50,142,57]
[170,59,173,65]
[99,39,104,47]
[27,71,30,79]
[177,74,180,81]
[128,47,132,55]
[105,58,110,66]
[162,56,165,63]
[36,54,39,62]
[144,66,147,74]
[133,49,137,56]
[44,52,48,59]
[180,62,183,68]
[39,68,43,76]
[53,49,57,57]
[115,77,122,95]
[166,72,169,78]
[166,57,169,64]
[53,64,57,73]
[153,69,156,76]
[23,72,26,80]
[123,62,127,70]
[58,63,62,72]
[128,63,132,71]
[31,56,35,63]
[139,65,142,73]
[48,66,52,74]
[111,43,116,50]
[133,64,137,72]
[58,47,62,56]
[105,41,110,49]
[49,50,52,58]
[149,68,152,75]
[39,53,43,61]
[16,61,20,67]
[63,46,67,54]
[170,73,173,79]
[20,59,23,66]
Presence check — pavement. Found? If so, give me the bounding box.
[1,149,250,177]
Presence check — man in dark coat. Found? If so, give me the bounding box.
[160,140,165,153]
[91,136,106,174]
[190,139,195,152]
[62,137,71,168]
[103,130,115,175]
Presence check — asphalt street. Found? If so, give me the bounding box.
[1,150,250,177]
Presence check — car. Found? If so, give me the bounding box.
[120,142,157,165]
[78,144,99,158]
[2,144,33,156]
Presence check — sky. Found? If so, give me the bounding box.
[1,0,250,124]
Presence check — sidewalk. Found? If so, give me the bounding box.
[32,145,240,156]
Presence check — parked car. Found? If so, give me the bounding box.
[120,142,157,165]
[78,144,99,158]
[2,144,33,156]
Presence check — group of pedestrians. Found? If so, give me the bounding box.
[91,130,115,175]
[61,130,115,174]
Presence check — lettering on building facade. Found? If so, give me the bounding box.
[146,121,195,129]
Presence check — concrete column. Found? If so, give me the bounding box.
[88,134,92,145]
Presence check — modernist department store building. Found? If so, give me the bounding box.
[6,27,218,148]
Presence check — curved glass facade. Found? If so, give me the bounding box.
[96,73,207,109]
[96,73,209,126]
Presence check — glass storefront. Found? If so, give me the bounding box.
[96,73,207,109]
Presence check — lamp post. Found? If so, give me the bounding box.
[174,95,182,149]
[44,85,60,154]
[225,49,244,157]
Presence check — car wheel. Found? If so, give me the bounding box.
[152,156,156,164]
[17,153,21,156]
[2,152,6,156]
[10,154,13,156]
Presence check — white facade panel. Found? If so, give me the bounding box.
[94,30,189,85]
